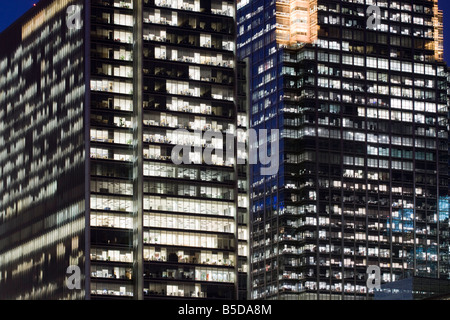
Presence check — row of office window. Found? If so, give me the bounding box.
[153,0,234,17]
[316,76,440,92]
[294,48,446,76]
[143,162,233,181]
[284,127,439,148]
[144,181,234,200]
[150,45,234,68]
[144,26,234,51]
[143,113,234,132]
[144,246,235,266]
[144,196,235,216]
[318,1,434,14]
[316,53,440,75]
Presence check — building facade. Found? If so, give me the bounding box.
[374,276,450,300]
[237,0,449,299]
[0,0,249,300]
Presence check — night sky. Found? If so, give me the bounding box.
[0,0,450,64]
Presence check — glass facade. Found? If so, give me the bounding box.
[238,0,449,300]
[0,0,248,299]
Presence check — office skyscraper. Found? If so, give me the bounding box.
[0,0,249,300]
[237,0,449,299]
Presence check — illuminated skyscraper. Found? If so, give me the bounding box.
[0,0,249,300]
[237,0,449,300]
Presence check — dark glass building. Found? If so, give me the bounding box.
[0,0,249,300]
[0,0,88,299]
[237,0,449,299]
[374,276,450,300]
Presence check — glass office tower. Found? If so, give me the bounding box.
[237,0,449,299]
[0,0,88,299]
[0,0,248,300]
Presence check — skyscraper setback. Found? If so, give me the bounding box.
[237,0,449,299]
[0,0,249,299]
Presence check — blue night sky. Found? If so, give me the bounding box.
[0,0,450,64]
